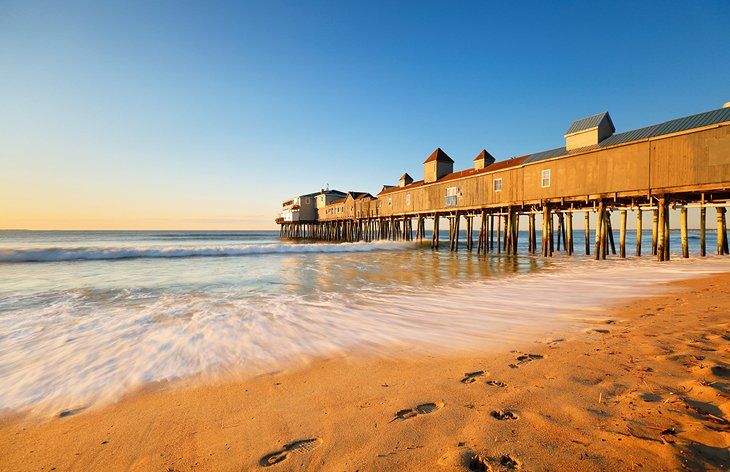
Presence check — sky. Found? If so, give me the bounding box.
[1,1,729,230]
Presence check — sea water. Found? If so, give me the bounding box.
[0,230,726,414]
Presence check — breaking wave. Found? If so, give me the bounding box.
[0,241,408,263]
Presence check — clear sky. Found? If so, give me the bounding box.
[1,1,729,230]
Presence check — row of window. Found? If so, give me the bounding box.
[491,169,551,192]
[323,170,553,214]
[325,206,344,215]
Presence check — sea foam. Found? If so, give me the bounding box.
[0,240,407,263]
[0,255,726,415]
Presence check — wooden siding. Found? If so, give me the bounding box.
[650,125,730,191]
[315,122,730,221]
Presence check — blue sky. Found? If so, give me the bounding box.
[1,1,728,229]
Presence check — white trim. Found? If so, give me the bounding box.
[541,169,551,188]
[493,178,503,192]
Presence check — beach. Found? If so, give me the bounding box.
[1,270,728,471]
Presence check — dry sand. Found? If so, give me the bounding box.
[1,273,729,471]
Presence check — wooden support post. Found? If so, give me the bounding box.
[556,212,562,251]
[680,206,688,258]
[497,213,502,254]
[652,209,658,256]
[531,213,537,255]
[619,209,627,258]
[513,211,520,255]
[606,211,616,255]
[448,216,453,250]
[636,209,642,256]
[718,208,727,255]
[527,212,533,254]
[700,207,706,256]
[430,216,435,248]
[566,210,573,256]
[599,210,605,260]
[585,211,590,255]
[542,205,548,257]
[722,208,730,254]
[455,214,460,252]
[504,209,511,254]
[657,197,666,261]
[548,207,554,257]
[664,199,671,261]
[476,214,482,253]
[595,201,604,260]
[467,215,473,251]
[502,215,508,253]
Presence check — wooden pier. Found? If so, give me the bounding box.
[278,106,730,261]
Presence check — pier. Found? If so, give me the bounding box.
[277,106,730,261]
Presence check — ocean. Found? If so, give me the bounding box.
[0,229,726,414]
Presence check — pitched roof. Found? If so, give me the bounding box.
[299,189,346,198]
[473,149,495,162]
[400,172,413,180]
[423,147,454,164]
[379,180,425,195]
[327,198,345,205]
[565,112,615,135]
[378,156,527,194]
[527,106,730,165]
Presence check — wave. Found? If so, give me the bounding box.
[0,241,408,263]
[0,256,726,414]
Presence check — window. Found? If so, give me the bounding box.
[445,186,458,207]
[388,197,392,206]
[304,198,310,204]
[493,178,503,192]
[541,169,551,188]
[406,194,411,206]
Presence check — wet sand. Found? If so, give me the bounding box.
[1,273,729,471]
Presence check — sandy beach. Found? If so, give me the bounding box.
[1,272,729,471]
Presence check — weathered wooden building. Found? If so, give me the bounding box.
[280,105,730,260]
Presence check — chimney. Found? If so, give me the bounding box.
[399,173,413,187]
[473,149,496,170]
[423,148,454,183]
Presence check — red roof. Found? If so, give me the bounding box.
[379,180,425,195]
[377,156,527,195]
[327,198,345,205]
[484,156,528,172]
[423,147,454,164]
[473,149,496,162]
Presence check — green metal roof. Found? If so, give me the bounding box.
[565,112,615,135]
[525,107,730,164]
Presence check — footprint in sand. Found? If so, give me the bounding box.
[486,380,507,388]
[491,409,519,421]
[509,353,544,368]
[500,454,521,469]
[711,365,730,378]
[259,438,322,467]
[461,371,487,384]
[391,402,444,422]
[468,454,492,471]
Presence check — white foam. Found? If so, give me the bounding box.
[0,256,726,415]
[0,240,407,263]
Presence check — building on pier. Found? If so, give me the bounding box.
[278,103,730,260]
[278,189,347,224]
